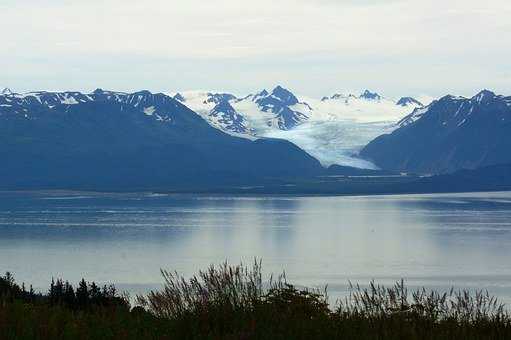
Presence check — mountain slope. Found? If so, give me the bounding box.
[0,90,323,190]
[209,100,249,134]
[360,90,511,174]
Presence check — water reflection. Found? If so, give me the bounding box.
[1,191,511,303]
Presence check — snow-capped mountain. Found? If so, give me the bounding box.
[173,93,186,102]
[314,90,422,121]
[174,86,421,168]
[359,90,382,101]
[1,86,424,171]
[321,93,356,102]
[361,90,511,173]
[174,86,312,134]
[0,89,176,123]
[396,97,423,107]
[246,86,311,130]
[0,88,323,190]
[1,88,13,96]
[208,100,249,134]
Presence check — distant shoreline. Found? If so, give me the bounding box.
[1,188,511,198]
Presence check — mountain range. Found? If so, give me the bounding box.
[174,86,422,167]
[361,90,511,173]
[1,86,510,192]
[176,86,422,135]
[0,89,323,190]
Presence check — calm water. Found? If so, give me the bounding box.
[1,191,511,303]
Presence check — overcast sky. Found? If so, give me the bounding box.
[1,0,510,99]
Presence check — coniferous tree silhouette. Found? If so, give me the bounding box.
[89,281,100,304]
[76,278,89,307]
[63,281,76,307]
[49,278,65,305]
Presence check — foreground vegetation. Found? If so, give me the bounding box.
[1,262,511,339]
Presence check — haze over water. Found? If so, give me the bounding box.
[1,191,511,303]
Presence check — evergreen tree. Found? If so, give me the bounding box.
[63,281,76,307]
[89,281,100,304]
[76,278,89,307]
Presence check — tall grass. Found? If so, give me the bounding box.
[136,261,511,339]
[136,260,265,319]
[339,279,506,322]
[2,262,511,339]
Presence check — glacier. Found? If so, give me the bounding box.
[173,87,423,168]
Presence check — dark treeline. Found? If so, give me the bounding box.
[0,272,127,310]
[1,264,511,339]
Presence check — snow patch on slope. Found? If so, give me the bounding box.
[143,106,156,116]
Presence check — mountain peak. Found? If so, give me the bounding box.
[331,93,346,100]
[253,89,268,99]
[173,93,185,102]
[321,93,355,102]
[211,99,235,114]
[204,93,237,105]
[209,99,249,134]
[472,89,496,103]
[360,90,381,101]
[396,97,423,107]
[134,90,152,96]
[1,88,13,96]
[438,94,466,102]
[271,86,298,106]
